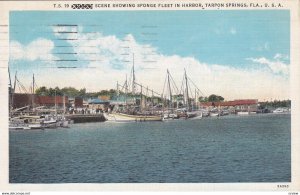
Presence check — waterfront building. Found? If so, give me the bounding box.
[200,99,258,113]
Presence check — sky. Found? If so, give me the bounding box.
[9,10,290,101]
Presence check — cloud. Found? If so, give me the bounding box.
[10,28,290,101]
[274,53,289,61]
[247,55,289,76]
[252,42,270,52]
[10,38,58,61]
[230,28,237,35]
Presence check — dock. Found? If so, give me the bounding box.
[65,114,106,123]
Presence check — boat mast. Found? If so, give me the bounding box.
[55,90,57,116]
[8,67,12,91]
[8,67,12,116]
[32,74,35,111]
[125,74,128,106]
[11,71,17,112]
[194,89,197,110]
[63,94,66,115]
[140,84,143,112]
[184,68,189,110]
[116,81,119,101]
[167,69,172,110]
[151,89,154,113]
[132,53,136,95]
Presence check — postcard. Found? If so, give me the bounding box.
[0,0,299,192]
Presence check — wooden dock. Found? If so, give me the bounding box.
[65,114,106,123]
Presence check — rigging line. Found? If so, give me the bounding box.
[161,72,167,98]
[128,66,133,91]
[187,76,205,96]
[119,82,128,94]
[18,84,21,94]
[170,79,178,96]
[146,86,149,97]
[179,74,185,95]
[134,81,160,96]
[121,82,126,92]
[187,80,194,101]
[16,78,28,94]
[117,83,125,93]
[168,72,179,94]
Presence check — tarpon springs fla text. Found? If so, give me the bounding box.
[55,2,284,10]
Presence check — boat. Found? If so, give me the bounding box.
[42,115,58,128]
[58,95,69,127]
[163,112,179,120]
[273,107,289,113]
[8,71,71,129]
[187,110,202,118]
[200,109,210,117]
[188,111,203,119]
[9,116,45,130]
[160,70,181,121]
[209,107,220,117]
[9,118,29,130]
[210,112,220,117]
[104,53,163,122]
[104,112,162,122]
[236,104,257,115]
[176,69,203,119]
[237,111,257,115]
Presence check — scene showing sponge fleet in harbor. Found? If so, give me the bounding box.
[8,54,291,130]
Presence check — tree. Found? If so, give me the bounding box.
[54,87,63,96]
[35,86,48,96]
[78,88,86,97]
[198,96,208,102]
[61,87,80,97]
[208,94,224,102]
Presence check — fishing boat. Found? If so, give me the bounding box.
[209,107,220,117]
[8,71,70,129]
[177,69,203,119]
[237,105,257,115]
[104,53,163,122]
[161,69,181,120]
[201,109,210,117]
[187,110,203,119]
[104,112,162,122]
[237,111,257,115]
[273,107,289,113]
[209,112,220,117]
[163,112,179,120]
[9,116,45,130]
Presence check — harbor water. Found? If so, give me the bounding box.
[9,114,291,183]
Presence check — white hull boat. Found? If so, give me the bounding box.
[187,111,202,119]
[163,113,178,120]
[237,111,257,115]
[104,112,163,122]
[273,108,290,113]
[210,112,220,117]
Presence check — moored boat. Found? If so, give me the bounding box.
[9,116,44,130]
[104,112,162,122]
[237,111,257,115]
[273,107,290,113]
